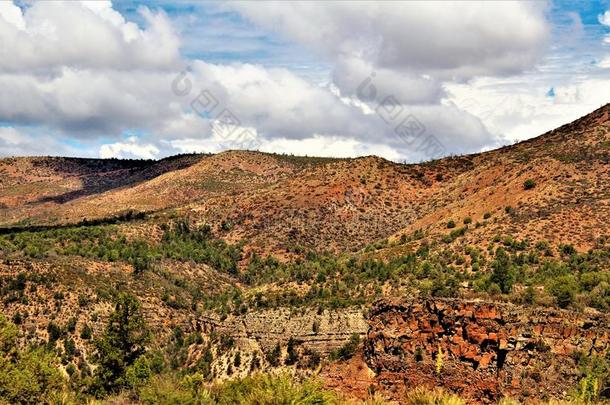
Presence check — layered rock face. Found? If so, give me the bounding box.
[364,300,610,402]
[200,307,367,355]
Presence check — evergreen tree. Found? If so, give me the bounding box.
[490,248,515,294]
[92,293,150,395]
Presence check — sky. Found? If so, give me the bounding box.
[0,0,609,162]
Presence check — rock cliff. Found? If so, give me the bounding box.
[362,299,609,402]
[200,307,367,355]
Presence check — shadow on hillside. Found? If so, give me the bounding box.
[31,154,207,205]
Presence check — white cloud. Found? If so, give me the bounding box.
[599,11,610,27]
[331,57,445,105]
[99,136,160,159]
[0,127,22,145]
[170,61,494,159]
[599,57,610,69]
[232,1,549,79]
[185,61,376,140]
[0,68,183,135]
[0,1,180,73]
[227,1,549,158]
[0,126,77,157]
[0,1,25,30]
[3,0,595,163]
[260,135,401,160]
[167,122,260,154]
[447,74,610,143]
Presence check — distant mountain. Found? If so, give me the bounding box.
[2,104,608,256]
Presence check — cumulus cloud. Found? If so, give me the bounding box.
[0,126,76,157]
[0,1,180,73]
[227,1,549,158]
[99,136,160,159]
[599,11,610,27]
[169,61,495,160]
[0,68,182,135]
[0,127,22,146]
[260,135,402,160]
[185,61,378,140]
[0,2,24,30]
[0,0,186,146]
[447,74,610,143]
[231,1,548,79]
[0,1,555,161]
[166,122,260,154]
[331,57,445,105]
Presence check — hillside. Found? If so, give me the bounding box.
[0,104,609,404]
[1,105,609,255]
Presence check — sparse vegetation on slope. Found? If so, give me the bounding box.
[0,105,609,403]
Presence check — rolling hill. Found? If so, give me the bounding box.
[0,104,609,404]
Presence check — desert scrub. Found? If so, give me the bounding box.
[330,333,360,361]
[0,315,66,404]
[0,219,242,276]
[139,372,339,405]
[523,179,536,190]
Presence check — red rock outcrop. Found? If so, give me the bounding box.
[363,299,610,403]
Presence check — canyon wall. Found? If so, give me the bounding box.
[188,298,609,402]
[200,307,367,355]
[363,299,609,402]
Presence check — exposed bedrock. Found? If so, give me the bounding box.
[364,299,610,402]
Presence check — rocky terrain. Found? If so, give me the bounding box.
[0,104,609,403]
[1,104,608,257]
[363,299,609,402]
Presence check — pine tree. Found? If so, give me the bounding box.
[92,293,150,396]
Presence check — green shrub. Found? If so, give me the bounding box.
[208,372,335,405]
[0,315,65,404]
[266,343,282,367]
[80,324,93,340]
[66,317,77,333]
[64,338,76,358]
[486,283,502,296]
[125,356,154,389]
[47,321,63,342]
[330,333,360,361]
[560,244,577,256]
[139,372,335,404]
[138,374,202,405]
[523,179,536,190]
[446,220,456,229]
[285,338,299,366]
[547,275,578,309]
[489,248,515,294]
[11,312,22,325]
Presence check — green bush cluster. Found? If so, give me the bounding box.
[523,179,536,190]
[138,372,337,405]
[0,219,241,276]
[329,333,360,361]
[0,315,65,404]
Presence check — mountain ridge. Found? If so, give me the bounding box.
[1,103,609,256]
